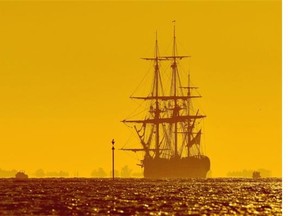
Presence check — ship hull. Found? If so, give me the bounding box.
[143,156,210,178]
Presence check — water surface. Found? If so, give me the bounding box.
[0,178,282,215]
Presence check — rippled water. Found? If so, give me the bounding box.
[0,178,282,215]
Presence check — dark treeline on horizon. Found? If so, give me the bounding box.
[0,166,143,178]
[227,169,272,178]
[1,168,273,178]
[91,166,142,178]
[0,169,69,178]
[0,169,17,177]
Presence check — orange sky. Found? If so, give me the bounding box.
[0,0,281,177]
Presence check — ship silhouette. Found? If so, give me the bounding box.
[122,25,210,178]
[252,171,261,179]
[15,171,28,181]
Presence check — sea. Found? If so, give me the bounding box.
[0,178,282,215]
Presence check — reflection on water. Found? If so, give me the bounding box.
[0,178,282,215]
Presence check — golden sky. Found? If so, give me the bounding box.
[0,0,281,177]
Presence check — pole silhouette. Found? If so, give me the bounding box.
[112,139,115,180]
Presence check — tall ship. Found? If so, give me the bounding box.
[122,25,210,178]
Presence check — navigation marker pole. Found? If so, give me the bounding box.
[112,139,115,180]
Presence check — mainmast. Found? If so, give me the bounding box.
[154,32,160,158]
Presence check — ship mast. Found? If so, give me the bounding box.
[187,73,191,157]
[172,21,178,157]
[154,32,160,158]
